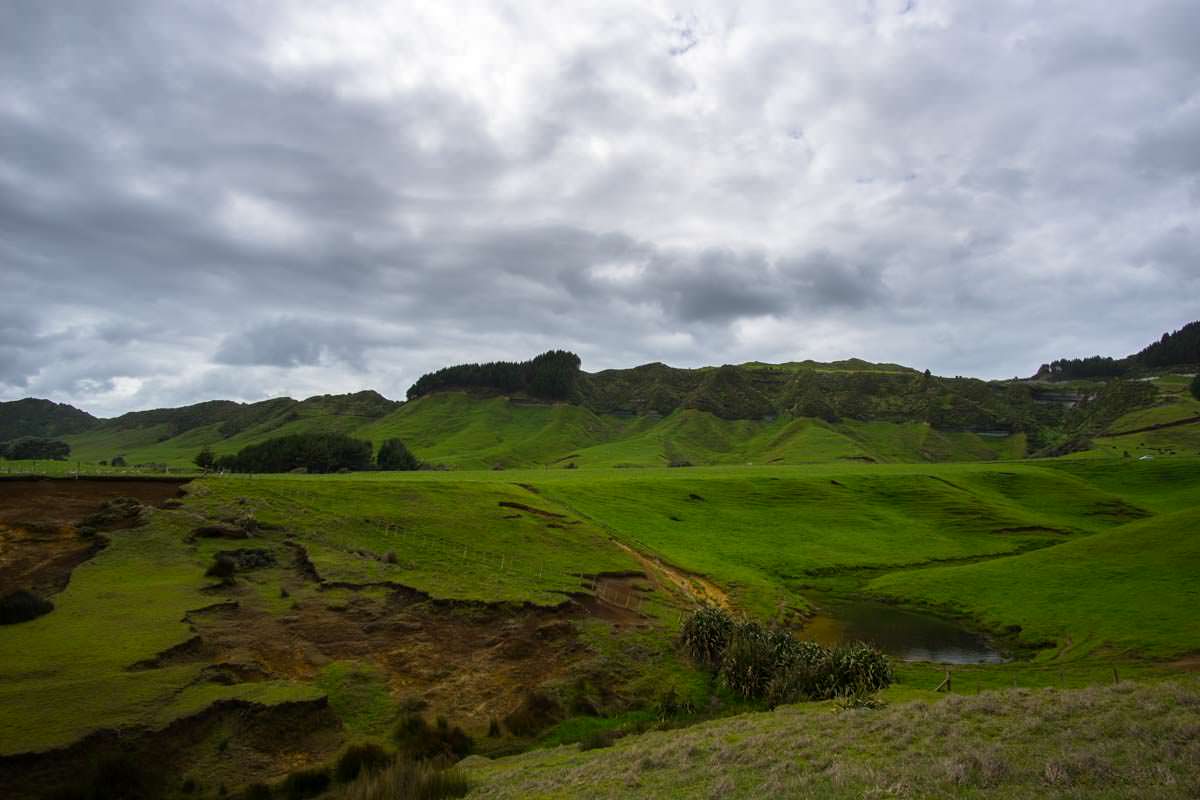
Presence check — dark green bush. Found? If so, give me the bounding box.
[681,607,893,705]
[719,621,775,700]
[502,691,562,737]
[218,432,373,474]
[394,715,473,761]
[2,436,71,460]
[280,767,330,800]
[377,438,420,470]
[680,604,733,670]
[829,641,894,695]
[0,589,53,625]
[206,555,236,580]
[335,743,393,783]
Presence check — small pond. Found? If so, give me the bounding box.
[798,594,1006,664]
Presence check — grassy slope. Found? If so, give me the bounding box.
[0,509,318,755]
[463,678,1200,799]
[56,392,1032,470]
[354,393,627,469]
[529,463,1145,617]
[191,475,638,605]
[869,505,1200,658]
[1076,373,1200,459]
[62,408,380,466]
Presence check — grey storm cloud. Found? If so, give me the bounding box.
[214,319,390,371]
[1,0,1199,416]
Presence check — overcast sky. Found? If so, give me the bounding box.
[2,1,1198,417]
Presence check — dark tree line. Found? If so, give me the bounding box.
[205,434,420,473]
[1133,321,1200,368]
[212,433,373,474]
[406,350,582,401]
[1037,356,1130,380]
[0,437,71,460]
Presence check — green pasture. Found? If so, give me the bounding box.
[189,476,637,605]
[2,454,1197,764]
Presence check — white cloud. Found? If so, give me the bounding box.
[1,0,1198,414]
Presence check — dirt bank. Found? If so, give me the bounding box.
[0,478,188,595]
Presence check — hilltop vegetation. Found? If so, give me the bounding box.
[1036,320,1200,380]
[0,398,95,441]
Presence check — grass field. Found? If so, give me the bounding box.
[1,453,1197,796]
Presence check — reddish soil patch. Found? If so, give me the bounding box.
[0,478,187,595]
[1169,653,1200,672]
[173,577,641,731]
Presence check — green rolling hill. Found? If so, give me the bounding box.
[3,318,1197,470]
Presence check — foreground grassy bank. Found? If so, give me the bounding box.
[463,678,1200,799]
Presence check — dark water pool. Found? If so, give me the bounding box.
[798,595,1006,664]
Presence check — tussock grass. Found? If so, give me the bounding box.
[465,678,1200,798]
[331,759,469,800]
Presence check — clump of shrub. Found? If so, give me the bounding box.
[0,589,54,625]
[393,715,473,762]
[206,554,237,581]
[680,603,734,669]
[377,438,421,470]
[502,691,562,737]
[280,767,330,800]
[679,606,892,705]
[335,759,469,800]
[654,686,695,721]
[335,743,393,783]
[578,729,617,751]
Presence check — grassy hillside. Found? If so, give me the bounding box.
[0,398,97,441]
[2,455,1197,795]
[62,391,399,466]
[462,678,1200,799]
[53,393,1035,470]
[0,507,319,754]
[532,462,1157,618]
[190,474,638,605]
[869,505,1200,658]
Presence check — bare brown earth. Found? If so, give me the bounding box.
[612,540,730,610]
[0,478,185,595]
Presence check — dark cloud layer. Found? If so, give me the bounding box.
[1,1,1198,416]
